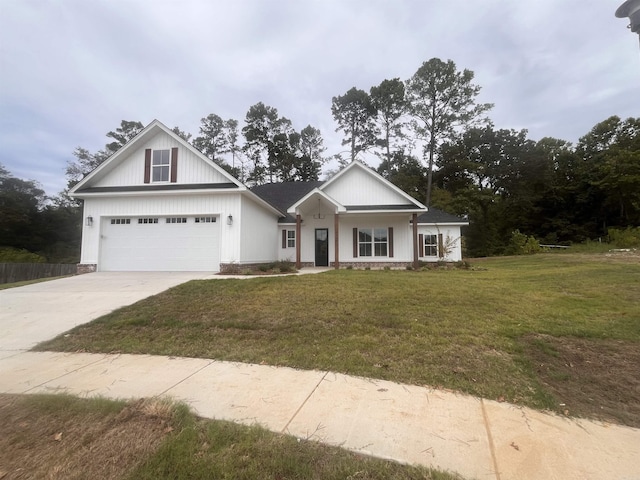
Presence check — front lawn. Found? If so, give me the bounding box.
[37,253,640,427]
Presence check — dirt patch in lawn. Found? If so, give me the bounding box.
[0,395,172,480]
[522,334,640,428]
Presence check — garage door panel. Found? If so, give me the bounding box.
[99,216,220,272]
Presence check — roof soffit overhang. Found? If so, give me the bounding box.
[286,188,346,215]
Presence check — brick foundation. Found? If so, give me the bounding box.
[332,261,412,270]
[76,264,97,274]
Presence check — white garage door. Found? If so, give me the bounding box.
[99,216,220,272]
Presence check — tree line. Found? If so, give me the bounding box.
[1,57,638,262]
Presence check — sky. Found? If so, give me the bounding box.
[0,0,638,196]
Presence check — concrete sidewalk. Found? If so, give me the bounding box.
[1,351,638,480]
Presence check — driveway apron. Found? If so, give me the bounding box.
[0,272,212,354]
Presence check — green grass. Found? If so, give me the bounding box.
[37,254,640,417]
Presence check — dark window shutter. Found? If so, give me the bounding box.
[353,228,358,258]
[388,227,394,258]
[144,149,151,183]
[282,229,287,249]
[438,233,444,258]
[419,234,424,257]
[170,147,178,183]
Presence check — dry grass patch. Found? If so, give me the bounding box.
[0,394,174,480]
[522,334,640,428]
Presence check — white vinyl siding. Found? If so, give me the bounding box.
[93,131,232,187]
[417,226,464,262]
[322,165,411,206]
[239,196,280,263]
[80,193,241,269]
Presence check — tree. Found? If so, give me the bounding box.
[65,119,144,190]
[242,102,293,184]
[297,125,326,181]
[65,147,108,190]
[377,152,427,201]
[104,120,144,154]
[225,119,243,176]
[437,126,544,256]
[405,58,493,206]
[370,78,407,170]
[0,164,46,252]
[577,116,640,228]
[172,126,192,142]
[193,114,229,164]
[331,87,378,163]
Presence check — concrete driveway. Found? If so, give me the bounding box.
[0,272,212,354]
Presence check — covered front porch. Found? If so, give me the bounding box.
[284,189,423,270]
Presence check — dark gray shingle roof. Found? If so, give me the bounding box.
[417,207,467,224]
[251,182,466,225]
[251,181,325,222]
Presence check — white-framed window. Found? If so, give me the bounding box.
[358,228,388,257]
[166,217,187,224]
[281,229,296,249]
[138,218,159,224]
[424,234,438,256]
[152,149,171,182]
[110,218,130,225]
[195,217,216,223]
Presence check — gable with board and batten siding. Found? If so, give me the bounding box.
[70,120,282,273]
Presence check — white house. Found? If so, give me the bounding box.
[70,120,468,273]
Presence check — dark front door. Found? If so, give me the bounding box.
[315,228,329,267]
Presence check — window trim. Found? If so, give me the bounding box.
[357,227,388,257]
[282,229,296,249]
[152,149,171,183]
[144,147,178,183]
[423,234,438,257]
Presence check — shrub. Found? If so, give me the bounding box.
[274,260,295,273]
[0,247,46,263]
[608,227,640,248]
[504,230,541,255]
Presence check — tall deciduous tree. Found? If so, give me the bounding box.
[370,78,407,169]
[331,87,378,163]
[577,116,640,227]
[406,58,492,206]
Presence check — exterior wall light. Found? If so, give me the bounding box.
[227,215,233,225]
[86,216,93,227]
[616,0,640,44]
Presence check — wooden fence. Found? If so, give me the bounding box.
[0,263,77,284]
